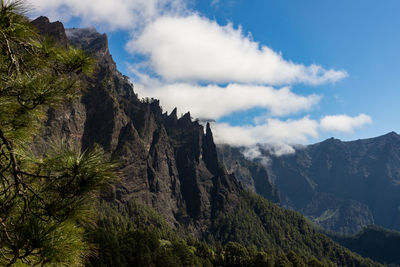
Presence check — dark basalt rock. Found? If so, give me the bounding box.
[217,144,280,203]
[31,16,69,47]
[65,27,117,73]
[32,17,244,236]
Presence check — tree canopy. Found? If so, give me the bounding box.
[0,1,117,265]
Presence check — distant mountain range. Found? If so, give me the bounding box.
[219,132,400,235]
[331,225,400,266]
[217,144,280,203]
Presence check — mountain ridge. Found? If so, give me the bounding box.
[240,131,400,234]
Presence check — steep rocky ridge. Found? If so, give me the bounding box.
[32,16,243,236]
[217,144,280,203]
[29,17,381,265]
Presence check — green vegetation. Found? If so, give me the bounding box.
[0,1,116,265]
[86,200,209,267]
[209,191,378,266]
[87,199,379,267]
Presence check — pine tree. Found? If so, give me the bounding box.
[0,1,117,265]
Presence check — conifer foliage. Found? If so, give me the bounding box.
[0,1,117,265]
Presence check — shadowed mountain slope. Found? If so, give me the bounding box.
[331,225,400,266]
[263,132,400,234]
[217,144,280,203]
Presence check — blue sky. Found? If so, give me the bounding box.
[30,0,400,153]
[206,0,399,141]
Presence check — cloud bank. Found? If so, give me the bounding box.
[134,83,321,119]
[128,15,347,85]
[28,0,186,30]
[211,113,372,156]
[320,114,372,133]
[212,117,319,147]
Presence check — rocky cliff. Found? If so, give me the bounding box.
[32,17,245,237]
[217,144,280,203]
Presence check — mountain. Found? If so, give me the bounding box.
[258,132,400,234]
[31,17,380,266]
[331,225,400,266]
[217,144,280,203]
[33,16,243,237]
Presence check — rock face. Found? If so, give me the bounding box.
[32,17,243,237]
[266,132,400,234]
[31,16,69,47]
[217,144,280,203]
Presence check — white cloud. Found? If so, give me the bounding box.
[128,14,347,85]
[31,2,346,86]
[241,146,272,166]
[242,144,297,160]
[28,0,186,30]
[210,114,372,156]
[241,145,263,160]
[211,116,319,148]
[320,114,372,133]
[134,82,321,119]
